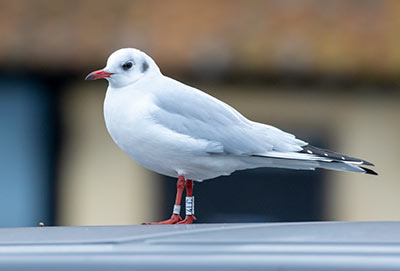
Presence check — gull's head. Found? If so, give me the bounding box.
[85,48,160,88]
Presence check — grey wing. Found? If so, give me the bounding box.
[150,78,306,155]
[148,77,377,175]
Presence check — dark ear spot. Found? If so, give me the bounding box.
[141,61,149,73]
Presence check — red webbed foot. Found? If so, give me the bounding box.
[177,215,196,224]
[143,214,182,225]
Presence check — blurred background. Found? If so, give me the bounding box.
[0,0,399,227]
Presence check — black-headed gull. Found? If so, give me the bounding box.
[86,48,376,224]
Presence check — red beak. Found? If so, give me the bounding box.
[85,69,113,80]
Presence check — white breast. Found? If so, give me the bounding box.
[104,87,159,167]
[104,86,198,178]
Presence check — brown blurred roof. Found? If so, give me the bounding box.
[0,0,399,77]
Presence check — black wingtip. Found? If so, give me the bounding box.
[360,166,378,176]
[301,145,375,167]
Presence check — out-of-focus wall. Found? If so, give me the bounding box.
[1,0,399,80]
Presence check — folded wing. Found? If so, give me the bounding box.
[150,77,306,155]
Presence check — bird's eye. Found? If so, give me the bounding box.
[122,61,133,70]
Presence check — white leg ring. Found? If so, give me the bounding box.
[185,196,194,215]
[173,204,181,215]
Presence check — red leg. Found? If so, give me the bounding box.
[143,175,184,225]
[178,180,196,224]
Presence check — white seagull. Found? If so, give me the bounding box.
[86,48,377,224]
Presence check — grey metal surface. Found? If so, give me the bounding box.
[0,222,399,270]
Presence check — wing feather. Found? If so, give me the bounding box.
[150,76,306,155]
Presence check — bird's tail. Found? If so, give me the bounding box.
[251,144,377,175]
[300,145,377,175]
